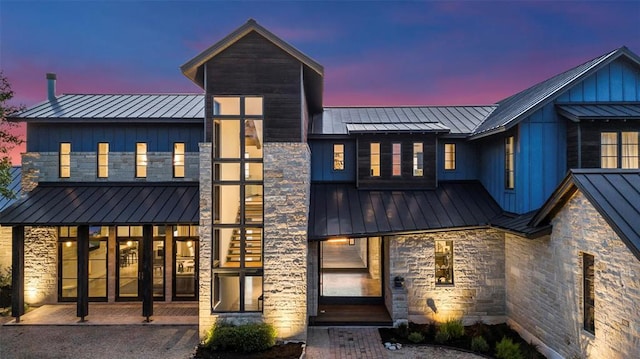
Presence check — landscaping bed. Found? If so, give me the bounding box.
[193,342,303,359]
[379,321,545,359]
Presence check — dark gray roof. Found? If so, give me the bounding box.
[490,211,551,238]
[532,169,640,260]
[345,122,450,134]
[0,167,21,211]
[0,182,199,225]
[557,103,640,121]
[309,181,502,240]
[312,106,496,136]
[10,94,204,122]
[471,47,640,139]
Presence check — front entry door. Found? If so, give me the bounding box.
[319,237,383,304]
[173,238,198,300]
[117,239,140,300]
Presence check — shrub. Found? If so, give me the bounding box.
[436,319,465,343]
[495,336,524,359]
[204,322,276,353]
[471,336,490,353]
[407,331,424,343]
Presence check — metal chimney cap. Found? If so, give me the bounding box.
[46,73,57,80]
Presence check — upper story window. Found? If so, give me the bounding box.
[370,142,380,177]
[392,143,401,176]
[505,136,515,189]
[173,143,185,178]
[97,143,109,178]
[60,142,71,178]
[413,143,423,176]
[583,253,595,334]
[333,144,345,171]
[136,142,147,178]
[601,131,639,169]
[444,143,456,171]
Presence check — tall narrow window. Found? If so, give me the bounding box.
[435,240,453,285]
[444,143,456,170]
[212,96,263,313]
[333,144,345,171]
[370,143,380,177]
[621,131,639,169]
[392,143,401,176]
[136,142,147,178]
[413,143,423,176]
[601,132,618,168]
[60,143,71,178]
[505,136,515,189]
[97,143,109,178]
[173,143,185,178]
[583,253,595,334]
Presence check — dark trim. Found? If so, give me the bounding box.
[172,237,199,302]
[77,225,89,320]
[142,225,153,320]
[11,226,24,321]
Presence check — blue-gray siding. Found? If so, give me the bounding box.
[557,58,640,102]
[27,124,203,152]
[310,140,356,182]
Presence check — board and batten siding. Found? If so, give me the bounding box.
[309,139,356,182]
[204,31,304,143]
[557,57,640,103]
[437,139,479,181]
[26,123,203,152]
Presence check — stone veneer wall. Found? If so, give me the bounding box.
[22,152,199,182]
[262,142,310,341]
[0,226,11,269]
[23,226,58,305]
[506,191,640,359]
[197,142,310,341]
[390,229,505,324]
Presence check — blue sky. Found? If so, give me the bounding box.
[1,0,639,161]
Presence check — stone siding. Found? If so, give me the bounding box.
[390,229,506,324]
[0,226,11,270]
[22,152,199,182]
[506,191,640,359]
[24,226,58,305]
[262,142,310,341]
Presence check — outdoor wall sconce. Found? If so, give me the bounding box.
[394,276,405,288]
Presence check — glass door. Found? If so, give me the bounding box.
[117,238,140,300]
[173,237,198,300]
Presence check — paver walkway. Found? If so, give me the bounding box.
[305,327,484,359]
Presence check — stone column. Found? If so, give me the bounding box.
[198,143,214,337]
[262,142,310,341]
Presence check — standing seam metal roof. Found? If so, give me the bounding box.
[556,103,640,121]
[11,94,205,121]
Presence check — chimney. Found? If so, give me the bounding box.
[46,73,57,101]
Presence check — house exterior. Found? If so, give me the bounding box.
[2,19,640,358]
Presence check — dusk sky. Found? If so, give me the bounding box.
[1,0,639,163]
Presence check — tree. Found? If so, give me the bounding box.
[0,71,24,199]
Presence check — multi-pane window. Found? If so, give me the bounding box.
[97,143,109,178]
[58,226,107,300]
[505,136,515,189]
[136,142,147,178]
[601,131,639,169]
[173,143,185,178]
[413,143,423,176]
[444,143,456,171]
[583,253,595,334]
[333,144,345,171]
[601,132,618,168]
[392,143,401,176]
[370,143,380,177]
[435,240,453,285]
[212,96,263,312]
[60,142,71,178]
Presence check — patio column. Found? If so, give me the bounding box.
[77,225,89,321]
[11,226,24,322]
[142,224,153,321]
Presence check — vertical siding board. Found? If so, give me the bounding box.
[596,65,611,101]
[621,61,639,101]
[610,61,624,101]
[583,75,597,102]
[570,82,583,102]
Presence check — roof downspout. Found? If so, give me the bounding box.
[46,73,56,101]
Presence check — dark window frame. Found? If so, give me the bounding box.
[600,131,639,169]
[370,142,381,177]
[59,142,71,178]
[444,143,456,171]
[583,253,595,334]
[97,142,109,178]
[173,142,186,178]
[135,142,147,178]
[333,143,345,171]
[435,240,454,286]
[505,136,515,190]
[391,142,401,177]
